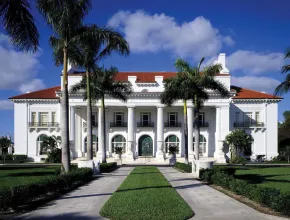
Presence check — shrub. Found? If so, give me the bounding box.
[45,148,61,163]
[168,144,179,154]
[0,154,13,161]
[174,162,192,173]
[0,167,93,211]
[229,156,247,164]
[100,162,118,173]
[13,154,27,163]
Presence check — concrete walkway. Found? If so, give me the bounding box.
[15,167,133,220]
[158,167,287,220]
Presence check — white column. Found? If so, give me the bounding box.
[76,107,82,157]
[187,107,194,158]
[97,107,103,159]
[214,106,227,163]
[156,106,164,159]
[70,106,76,157]
[127,106,135,160]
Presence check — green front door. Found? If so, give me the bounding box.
[138,135,153,156]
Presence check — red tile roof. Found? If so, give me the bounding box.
[231,86,281,99]
[9,86,60,100]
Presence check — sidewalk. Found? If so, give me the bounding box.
[15,167,133,220]
[158,167,287,220]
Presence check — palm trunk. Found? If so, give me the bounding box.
[86,70,93,160]
[101,96,107,163]
[61,47,70,172]
[183,100,188,164]
[194,100,200,160]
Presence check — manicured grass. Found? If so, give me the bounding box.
[0,166,57,188]
[100,166,193,220]
[234,166,290,193]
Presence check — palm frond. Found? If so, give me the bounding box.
[285,47,290,59]
[0,0,39,52]
[274,74,290,96]
[174,58,191,73]
[202,63,222,77]
[282,65,290,74]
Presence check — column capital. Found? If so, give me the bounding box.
[156,104,165,108]
[127,104,135,109]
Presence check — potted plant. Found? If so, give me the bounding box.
[114,146,123,159]
[168,144,179,165]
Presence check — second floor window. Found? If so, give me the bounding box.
[114,112,124,125]
[235,112,240,122]
[244,112,252,125]
[141,112,151,126]
[168,112,178,126]
[52,112,56,123]
[198,112,205,124]
[40,112,48,126]
[31,112,36,123]
[255,112,260,124]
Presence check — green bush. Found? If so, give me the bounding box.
[0,167,93,211]
[229,156,247,164]
[174,162,192,173]
[100,162,118,173]
[0,154,13,161]
[200,169,290,216]
[45,148,61,163]
[13,154,27,163]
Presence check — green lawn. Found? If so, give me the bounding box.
[100,166,194,220]
[234,166,290,193]
[0,166,58,188]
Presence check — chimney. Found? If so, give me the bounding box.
[216,53,229,74]
[68,60,77,74]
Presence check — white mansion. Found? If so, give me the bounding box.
[10,54,281,162]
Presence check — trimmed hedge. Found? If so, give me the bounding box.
[0,154,27,163]
[0,167,93,211]
[200,168,290,216]
[100,162,118,173]
[174,162,192,173]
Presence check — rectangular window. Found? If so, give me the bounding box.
[244,112,252,126]
[31,112,36,123]
[114,112,124,125]
[52,112,56,123]
[235,112,240,122]
[92,114,96,125]
[199,112,205,123]
[39,112,48,126]
[141,112,151,126]
[168,112,178,126]
[255,112,260,123]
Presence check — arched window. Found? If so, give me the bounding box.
[112,135,126,153]
[37,134,48,155]
[193,135,207,155]
[84,135,98,156]
[165,135,180,153]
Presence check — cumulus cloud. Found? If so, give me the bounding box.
[19,79,45,93]
[232,76,280,93]
[108,10,234,59]
[227,50,284,74]
[0,100,13,110]
[0,34,43,92]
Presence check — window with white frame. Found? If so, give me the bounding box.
[39,112,48,126]
[198,112,205,124]
[168,112,178,126]
[165,135,179,153]
[244,112,252,126]
[51,112,56,124]
[92,114,97,126]
[31,112,37,123]
[141,112,151,126]
[112,135,126,153]
[255,112,260,124]
[193,135,207,155]
[114,112,124,125]
[235,112,240,122]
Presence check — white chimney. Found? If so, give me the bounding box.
[215,53,229,74]
[68,60,77,74]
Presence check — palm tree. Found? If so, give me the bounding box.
[68,26,129,160]
[275,49,290,95]
[37,0,93,172]
[71,66,132,163]
[174,58,230,161]
[42,135,61,152]
[0,0,39,52]
[0,136,13,164]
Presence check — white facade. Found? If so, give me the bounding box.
[10,54,281,162]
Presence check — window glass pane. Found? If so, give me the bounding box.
[255,112,260,123]
[235,112,240,122]
[52,112,56,123]
[31,112,36,122]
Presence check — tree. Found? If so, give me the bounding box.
[0,0,39,52]
[69,26,129,160]
[71,66,132,163]
[42,135,61,152]
[0,136,13,164]
[225,129,253,158]
[274,48,290,96]
[37,0,94,172]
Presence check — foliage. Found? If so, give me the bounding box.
[200,168,290,216]
[274,48,290,96]
[168,144,179,155]
[45,148,62,163]
[225,129,253,157]
[174,162,192,173]
[100,166,194,220]
[0,167,93,211]
[0,136,13,164]
[100,162,118,173]
[114,147,123,155]
[13,154,27,163]
[229,156,248,164]
[42,135,61,152]
[0,0,39,52]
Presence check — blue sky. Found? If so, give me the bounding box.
[0,0,290,138]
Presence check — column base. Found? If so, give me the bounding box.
[214,140,226,163]
[192,159,214,178]
[78,159,100,175]
[156,151,165,160]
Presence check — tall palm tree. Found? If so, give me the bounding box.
[71,66,132,163]
[275,49,290,96]
[68,26,129,160]
[0,0,39,52]
[37,0,93,172]
[175,58,230,161]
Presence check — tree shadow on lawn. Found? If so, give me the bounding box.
[235,173,290,185]
[1,172,55,178]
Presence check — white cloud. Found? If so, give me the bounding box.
[108,10,234,59]
[232,76,280,93]
[0,100,13,110]
[227,50,284,74]
[19,79,45,93]
[0,34,43,92]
